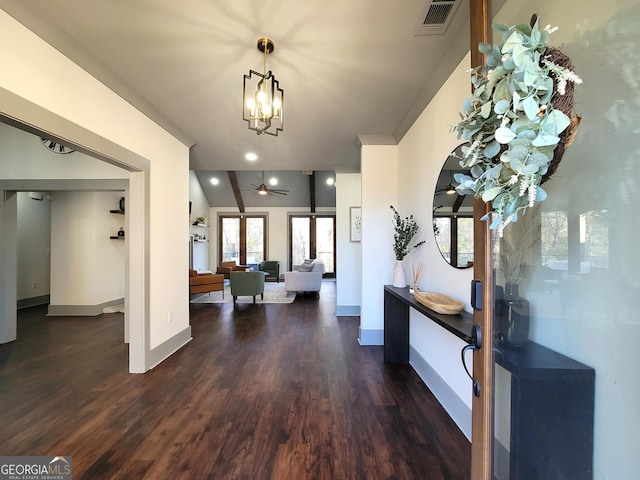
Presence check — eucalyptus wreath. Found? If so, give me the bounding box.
[390,205,425,261]
[454,19,582,235]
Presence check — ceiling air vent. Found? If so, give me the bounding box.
[414,0,461,36]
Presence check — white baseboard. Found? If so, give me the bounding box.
[358,327,383,345]
[147,326,192,370]
[17,294,50,309]
[410,344,472,441]
[335,305,360,316]
[47,298,124,316]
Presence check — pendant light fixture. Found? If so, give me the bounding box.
[242,37,284,136]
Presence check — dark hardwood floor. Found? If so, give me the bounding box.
[0,281,471,479]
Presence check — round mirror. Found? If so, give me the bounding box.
[433,143,474,268]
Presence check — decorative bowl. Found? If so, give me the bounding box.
[414,291,464,315]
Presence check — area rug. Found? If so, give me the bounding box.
[190,281,295,304]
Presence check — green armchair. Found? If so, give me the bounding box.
[229,271,267,305]
[258,260,280,282]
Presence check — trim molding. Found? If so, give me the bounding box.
[335,305,360,316]
[358,327,383,345]
[47,297,124,317]
[147,326,192,370]
[17,294,50,309]
[410,344,472,441]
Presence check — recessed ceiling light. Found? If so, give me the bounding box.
[245,153,258,161]
[268,177,278,186]
[210,177,219,185]
[326,178,335,186]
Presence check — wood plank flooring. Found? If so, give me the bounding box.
[0,282,470,479]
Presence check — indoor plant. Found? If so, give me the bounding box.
[496,206,540,346]
[390,205,425,287]
[453,18,582,235]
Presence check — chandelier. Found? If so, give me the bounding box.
[242,38,284,136]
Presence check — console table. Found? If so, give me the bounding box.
[383,285,594,479]
[496,341,594,479]
[383,285,473,362]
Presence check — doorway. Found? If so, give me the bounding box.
[0,114,147,373]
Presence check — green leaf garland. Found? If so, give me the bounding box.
[453,20,582,235]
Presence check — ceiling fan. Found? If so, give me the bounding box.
[435,170,458,196]
[251,171,289,196]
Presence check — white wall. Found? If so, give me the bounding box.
[16,192,51,303]
[360,144,398,345]
[335,173,362,315]
[189,170,210,229]
[362,56,473,437]
[0,123,127,180]
[397,52,473,310]
[189,171,210,272]
[49,191,125,312]
[1,122,128,331]
[1,10,191,370]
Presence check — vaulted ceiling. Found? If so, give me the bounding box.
[2,0,473,206]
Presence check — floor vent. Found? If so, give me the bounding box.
[414,0,461,36]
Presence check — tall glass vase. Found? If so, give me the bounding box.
[496,283,530,347]
[392,260,407,288]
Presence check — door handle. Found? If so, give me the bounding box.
[461,324,482,397]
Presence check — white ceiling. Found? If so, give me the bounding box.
[2,1,475,209]
[2,0,471,173]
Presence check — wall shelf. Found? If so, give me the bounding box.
[192,222,208,227]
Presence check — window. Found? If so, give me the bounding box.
[541,210,568,265]
[434,215,474,267]
[219,215,266,266]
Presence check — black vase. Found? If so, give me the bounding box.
[496,283,530,347]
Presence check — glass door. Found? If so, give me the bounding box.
[220,217,240,263]
[289,215,335,276]
[315,216,335,276]
[484,2,640,479]
[290,216,310,269]
[219,215,266,266]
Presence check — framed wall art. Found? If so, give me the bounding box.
[350,207,362,242]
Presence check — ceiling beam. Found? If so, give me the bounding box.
[452,194,464,213]
[309,171,316,213]
[227,171,245,213]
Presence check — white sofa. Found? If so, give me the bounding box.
[284,259,325,295]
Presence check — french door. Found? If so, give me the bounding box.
[288,214,335,277]
[218,214,266,265]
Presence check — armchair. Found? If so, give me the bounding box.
[258,260,280,282]
[189,270,224,297]
[216,260,250,279]
[229,271,267,305]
